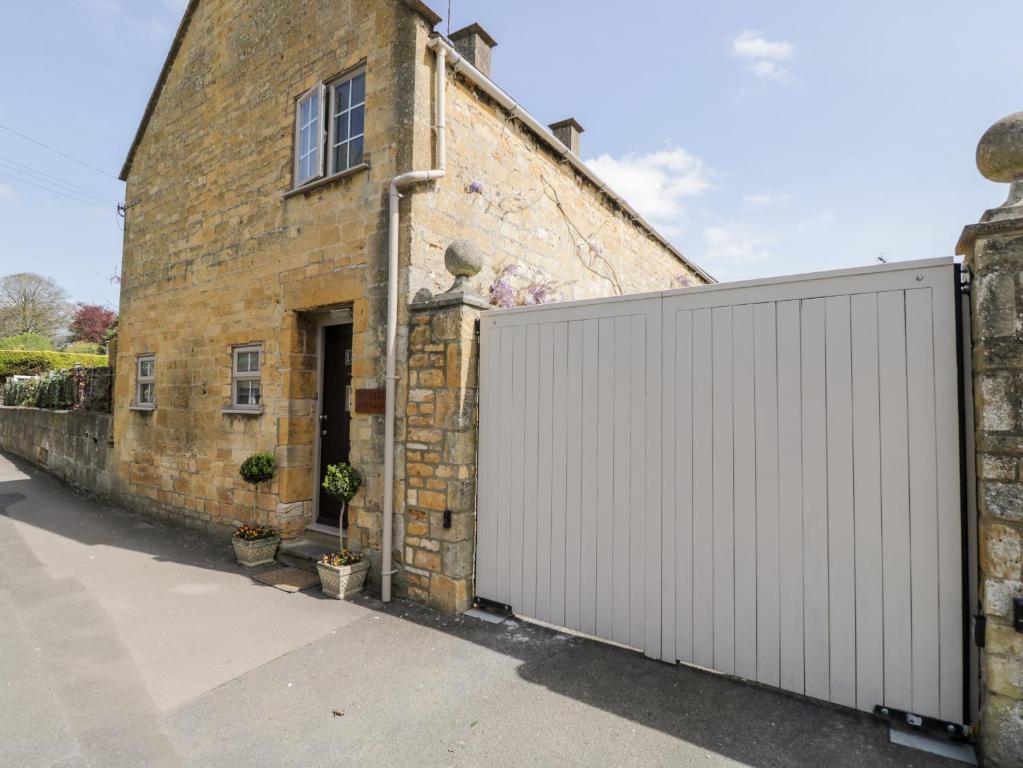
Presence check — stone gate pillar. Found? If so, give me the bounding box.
[400,241,488,614]
[957,112,1023,767]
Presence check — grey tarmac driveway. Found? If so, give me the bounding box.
[0,451,966,768]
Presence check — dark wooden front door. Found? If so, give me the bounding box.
[317,323,353,528]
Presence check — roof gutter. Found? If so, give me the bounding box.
[426,34,713,284]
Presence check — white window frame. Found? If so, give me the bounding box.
[230,344,263,411]
[293,82,326,187]
[134,354,155,409]
[292,69,366,190]
[325,69,366,176]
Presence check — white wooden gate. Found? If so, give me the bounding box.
[477,258,965,723]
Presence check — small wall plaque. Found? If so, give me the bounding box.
[354,388,386,414]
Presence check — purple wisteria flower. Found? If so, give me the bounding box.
[466,180,485,195]
[489,277,516,308]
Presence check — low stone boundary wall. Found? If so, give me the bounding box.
[0,406,114,497]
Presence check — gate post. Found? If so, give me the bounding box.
[400,241,489,614]
[957,112,1023,766]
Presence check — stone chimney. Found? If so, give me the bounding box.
[449,23,497,79]
[549,118,585,155]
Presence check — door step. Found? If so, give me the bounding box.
[277,534,337,573]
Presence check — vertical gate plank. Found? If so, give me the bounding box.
[630,315,648,650]
[851,293,884,712]
[580,318,600,636]
[878,290,913,711]
[906,288,940,717]
[672,309,694,663]
[802,297,830,701]
[692,307,715,669]
[826,295,857,708]
[477,321,499,599]
[644,301,663,661]
[564,321,585,631]
[933,282,964,723]
[777,299,804,694]
[712,306,735,675]
[535,324,555,623]
[496,326,515,603]
[521,325,541,619]
[733,304,758,681]
[550,322,569,627]
[509,327,528,612]
[612,316,632,645]
[754,302,780,687]
[596,317,616,640]
[661,306,678,662]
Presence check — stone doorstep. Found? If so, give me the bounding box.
[277,529,340,573]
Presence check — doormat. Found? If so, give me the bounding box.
[252,567,320,593]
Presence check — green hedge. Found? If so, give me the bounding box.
[0,350,107,381]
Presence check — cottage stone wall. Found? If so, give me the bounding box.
[403,27,706,305]
[0,408,114,497]
[958,112,1023,767]
[115,0,428,558]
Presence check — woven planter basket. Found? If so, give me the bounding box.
[232,535,280,567]
[316,559,370,599]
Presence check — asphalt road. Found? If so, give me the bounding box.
[0,451,967,768]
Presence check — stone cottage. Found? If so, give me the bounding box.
[114,0,710,612]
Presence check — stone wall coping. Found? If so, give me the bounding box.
[409,290,490,312]
[956,216,1023,259]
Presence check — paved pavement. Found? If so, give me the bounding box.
[0,451,969,768]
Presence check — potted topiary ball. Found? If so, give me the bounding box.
[233,452,279,566]
[318,463,367,597]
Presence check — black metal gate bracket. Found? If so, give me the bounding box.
[474,596,512,616]
[873,705,974,740]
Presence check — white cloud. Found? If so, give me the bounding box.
[585,147,712,237]
[700,226,773,278]
[730,31,794,82]
[743,192,791,209]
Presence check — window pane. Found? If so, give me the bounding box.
[139,383,154,404]
[350,73,365,105]
[333,142,347,173]
[336,109,349,143]
[349,136,364,167]
[334,81,350,114]
[139,359,154,378]
[237,350,259,373]
[350,105,364,138]
[235,380,261,406]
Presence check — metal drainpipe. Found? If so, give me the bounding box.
[381,44,447,602]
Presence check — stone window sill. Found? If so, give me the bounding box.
[282,163,370,200]
[129,403,156,412]
[222,406,264,416]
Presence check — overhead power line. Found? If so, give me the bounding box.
[0,156,118,205]
[0,121,117,179]
[0,168,113,212]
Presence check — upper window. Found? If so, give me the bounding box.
[135,354,155,407]
[232,345,262,410]
[293,70,366,189]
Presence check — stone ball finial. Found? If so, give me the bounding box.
[977,112,1023,183]
[976,112,1023,218]
[443,239,483,293]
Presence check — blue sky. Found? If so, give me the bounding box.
[0,0,1020,305]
